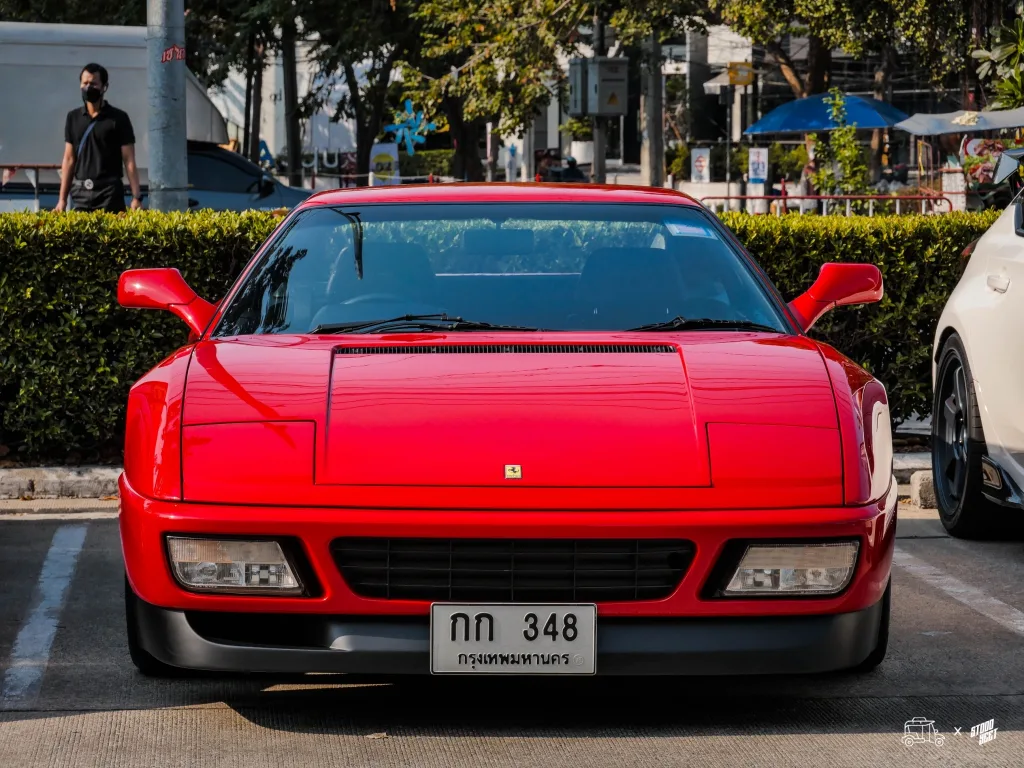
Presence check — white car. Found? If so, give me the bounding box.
[931,152,1024,536]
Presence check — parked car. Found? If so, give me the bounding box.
[117,184,895,677]
[0,142,310,212]
[930,152,1024,536]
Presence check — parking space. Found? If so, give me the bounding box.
[1,509,1022,767]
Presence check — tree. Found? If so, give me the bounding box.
[810,88,869,195]
[974,14,1024,109]
[300,0,422,179]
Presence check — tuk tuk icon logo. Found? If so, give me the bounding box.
[903,718,945,747]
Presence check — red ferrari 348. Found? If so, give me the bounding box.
[118,184,894,677]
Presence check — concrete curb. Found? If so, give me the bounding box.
[909,470,937,510]
[894,452,930,484]
[0,451,935,500]
[0,466,121,500]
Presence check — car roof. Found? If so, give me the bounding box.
[300,183,703,208]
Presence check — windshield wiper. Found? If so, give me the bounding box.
[309,313,456,334]
[309,315,544,335]
[627,317,782,333]
[448,319,543,331]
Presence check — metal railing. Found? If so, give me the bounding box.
[0,164,62,209]
[699,194,956,216]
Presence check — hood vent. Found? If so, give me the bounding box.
[336,343,677,355]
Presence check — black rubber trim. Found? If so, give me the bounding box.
[131,597,884,676]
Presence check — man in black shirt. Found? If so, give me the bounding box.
[56,63,143,212]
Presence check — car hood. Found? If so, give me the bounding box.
[180,333,841,504]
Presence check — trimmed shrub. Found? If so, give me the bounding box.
[0,208,1001,461]
[0,211,277,461]
[721,210,1000,425]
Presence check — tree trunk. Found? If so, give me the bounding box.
[446,96,483,181]
[248,41,264,166]
[281,22,303,187]
[805,36,831,95]
[870,45,896,183]
[765,40,806,98]
[249,43,264,165]
[242,32,254,158]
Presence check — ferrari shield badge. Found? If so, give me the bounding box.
[504,465,522,480]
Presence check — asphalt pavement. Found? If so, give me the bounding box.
[1,502,1022,767]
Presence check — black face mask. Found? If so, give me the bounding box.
[81,85,103,105]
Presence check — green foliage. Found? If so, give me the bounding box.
[974,16,1024,109]
[560,117,594,142]
[0,211,277,460]
[810,89,870,196]
[398,149,455,178]
[0,209,1000,460]
[721,210,1000,423]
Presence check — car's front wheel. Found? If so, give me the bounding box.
[932,334,1000,538]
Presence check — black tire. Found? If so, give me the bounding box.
[931,334,1001,538]
[125,574,188,677]
[852,578,890,673]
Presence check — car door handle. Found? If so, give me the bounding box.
[987,274,1010,293]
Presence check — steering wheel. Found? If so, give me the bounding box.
[342,293,404,305]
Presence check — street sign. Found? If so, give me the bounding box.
[587,57,628,117]
[728,61,754,87]
[691,148,711,183]
[748,147,768,183]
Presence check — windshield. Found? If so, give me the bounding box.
[213,203,790,337]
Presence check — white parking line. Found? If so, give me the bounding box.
[0,524,88,710]
[892,546,1024,637]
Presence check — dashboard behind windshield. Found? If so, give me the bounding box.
[213,202,790,337]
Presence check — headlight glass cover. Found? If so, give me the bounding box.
[724,541,859,596]
[167,537,302,595]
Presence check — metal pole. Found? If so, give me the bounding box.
[147,0,188,211]
[591,8,606,184]
[725,85,732,205]
[242,32,254,158]
[640,34,664,188]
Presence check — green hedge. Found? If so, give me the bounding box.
[0,209,1000,461]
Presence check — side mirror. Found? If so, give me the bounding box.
[118,268,216,337]
[787,263,883,332]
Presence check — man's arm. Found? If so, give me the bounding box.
[122,144,142,210]
[56,142,75,212]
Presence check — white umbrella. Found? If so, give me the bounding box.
[895,107,1024,135]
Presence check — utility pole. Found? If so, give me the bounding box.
[248,39,264,166]
[725,84,733,198]
[242,32,254,159]
[591,7,606,184]
[640,34,664,187]
[146,0,188,211]
[281,21,302,187]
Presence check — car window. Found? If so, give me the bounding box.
[214,203,790,337]
[187,154,258,193]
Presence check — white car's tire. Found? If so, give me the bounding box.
[931,334,1001,538]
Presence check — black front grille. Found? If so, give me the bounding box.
[331,538,694,602]
[337,344,676,355]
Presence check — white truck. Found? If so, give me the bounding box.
[0,22,309,211]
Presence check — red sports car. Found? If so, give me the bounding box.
[118,184,895,677]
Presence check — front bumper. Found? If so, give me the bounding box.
[120,474,897,620]
[132,596,885,675]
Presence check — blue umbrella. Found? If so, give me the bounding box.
[744,93,909,135]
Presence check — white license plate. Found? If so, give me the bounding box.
[430,603,597,674]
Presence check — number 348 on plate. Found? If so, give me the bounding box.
[430,604,597,675]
